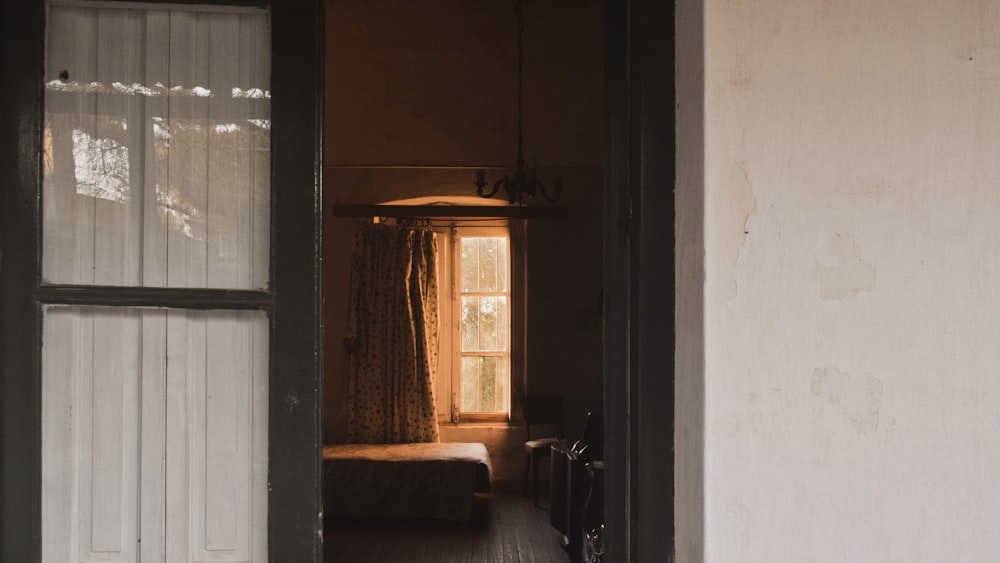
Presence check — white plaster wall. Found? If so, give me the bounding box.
[691,1,1000,561]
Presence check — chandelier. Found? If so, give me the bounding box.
[474,0,562,205]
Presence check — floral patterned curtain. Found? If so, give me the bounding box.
[345,222,440,443]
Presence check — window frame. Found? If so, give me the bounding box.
[434,220,526,425]
[454,225,511,422]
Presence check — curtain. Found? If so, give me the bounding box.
[346,222,440,443]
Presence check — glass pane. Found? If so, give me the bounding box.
[461,296,508,352]
[43,6,270,290]
[460,237,508,292]
[460,355,508,413]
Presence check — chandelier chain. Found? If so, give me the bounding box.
[473,0,561,205]
[516,0,524,168]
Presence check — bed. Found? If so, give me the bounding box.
[322,442,493,521]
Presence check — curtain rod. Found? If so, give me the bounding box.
[327,165,508,170]
[325,165,603,170]
[330,204,567,219]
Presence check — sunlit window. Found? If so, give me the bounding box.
[457,233,510,415]
[431,224,518,423]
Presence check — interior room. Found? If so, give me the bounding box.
[320,0,604,558]
[322,0,604,484]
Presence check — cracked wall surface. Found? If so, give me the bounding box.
[686,1,1000,561]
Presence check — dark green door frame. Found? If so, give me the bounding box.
[603,0,677,560]
[0,1,325,561]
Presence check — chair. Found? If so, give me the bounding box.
[522,395,565,506]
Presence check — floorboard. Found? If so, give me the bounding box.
[323,492,570,563]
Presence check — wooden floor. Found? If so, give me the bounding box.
[323,492,571,563]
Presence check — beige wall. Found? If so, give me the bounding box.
[322,0,603,487]
[679,1,1000,560]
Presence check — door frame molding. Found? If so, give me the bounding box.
[1,2,46,559]
[269,0,325,559]
[603,0,677,559]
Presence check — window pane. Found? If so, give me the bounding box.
[43,6,270,290]
[460,296,508,352]
[460,356,508,413]
[460,237,507,292]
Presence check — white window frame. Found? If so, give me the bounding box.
[434,221,525,424]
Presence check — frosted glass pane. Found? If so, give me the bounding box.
[460,237,508,292]
[460,296,508,352]
[460,356,508,413]
[43,5,270,289]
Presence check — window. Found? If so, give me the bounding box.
[435,223,524,423]
[457,228,510,415]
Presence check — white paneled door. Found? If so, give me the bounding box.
[41,4,271,562]
[42,308,268,563]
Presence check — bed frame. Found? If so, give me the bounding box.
[323,442,493,521]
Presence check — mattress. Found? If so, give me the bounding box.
[323,442,493,521]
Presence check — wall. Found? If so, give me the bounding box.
[678,1,1000,560]
[323,0,603,488]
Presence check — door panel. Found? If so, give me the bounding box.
[42,307,144,563]
[42,307,268,563]
[165,310,268,563]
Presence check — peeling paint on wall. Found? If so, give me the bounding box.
[810,366,883,433]
[813,233,876,300]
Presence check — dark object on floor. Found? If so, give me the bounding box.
[582,461,605,562]
[522,395,566,506]
[550,412,604,563]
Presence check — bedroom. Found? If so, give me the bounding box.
[321,0,604,511]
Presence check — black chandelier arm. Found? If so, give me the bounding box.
[475,169,505,199]
[475,169,496,197]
